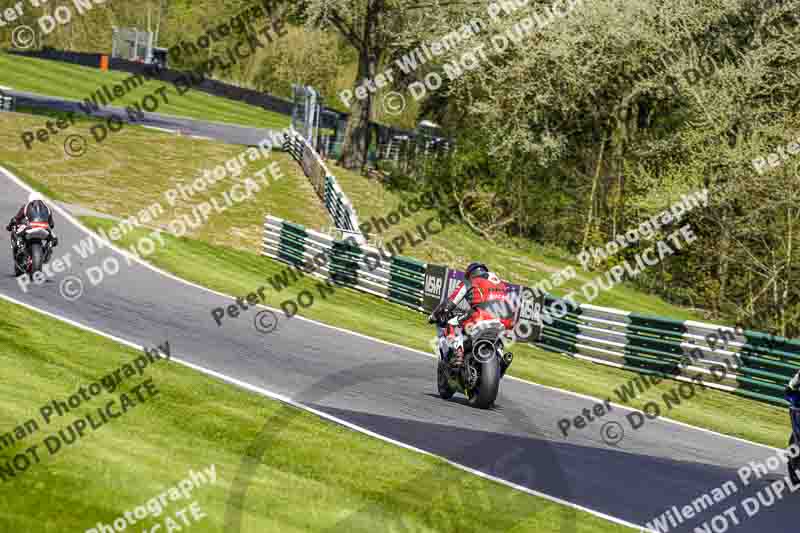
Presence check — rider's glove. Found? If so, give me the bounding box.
[431,301,457,324]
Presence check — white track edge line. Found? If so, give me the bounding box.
[141,126,177,134]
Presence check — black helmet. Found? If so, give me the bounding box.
[466,262,488,278]
[26,200,50,222]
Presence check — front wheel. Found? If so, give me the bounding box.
[29,242,43,279]
[467,356,500,409]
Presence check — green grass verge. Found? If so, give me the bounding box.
[78,217,789,449]
[0,160,66,202]
[0,289,623,532]
[0,52,290,130]
[0,112,330,251]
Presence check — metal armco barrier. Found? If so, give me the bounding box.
[0,92,14,112]
[263,216,425,310]
[537,296,800,407]
[263,215,546,337]
[263,214,798,407]
[282,129,363,240]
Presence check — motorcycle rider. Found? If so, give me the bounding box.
[6,192,58,254]
[429,262,514,368]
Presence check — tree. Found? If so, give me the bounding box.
[414,0,800,333]
[299,0,471,170]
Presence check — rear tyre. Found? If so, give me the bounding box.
[467,356,500,409]
[437,361,455,400]
[789,433,800,486]
[29,242,43,280]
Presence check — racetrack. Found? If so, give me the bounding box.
[7,89,285,146]
[0,166,796,532]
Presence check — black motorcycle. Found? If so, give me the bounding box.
[429,308,513,408]
[10,219,55,279]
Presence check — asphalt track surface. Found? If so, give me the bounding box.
[7,89,285,146]
[0,167,797,532]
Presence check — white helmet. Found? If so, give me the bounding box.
[27,192,44,203]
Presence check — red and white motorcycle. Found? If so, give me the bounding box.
[429,308,513,409]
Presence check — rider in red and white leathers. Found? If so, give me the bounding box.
[431,262,514,367]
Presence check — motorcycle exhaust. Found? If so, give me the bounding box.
[500,351,513,377]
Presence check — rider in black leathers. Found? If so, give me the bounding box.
[6,192,58,254]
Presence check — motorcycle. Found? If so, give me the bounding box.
[10,219,56,279]
[429,308,513,408]
[787,386,800,485]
